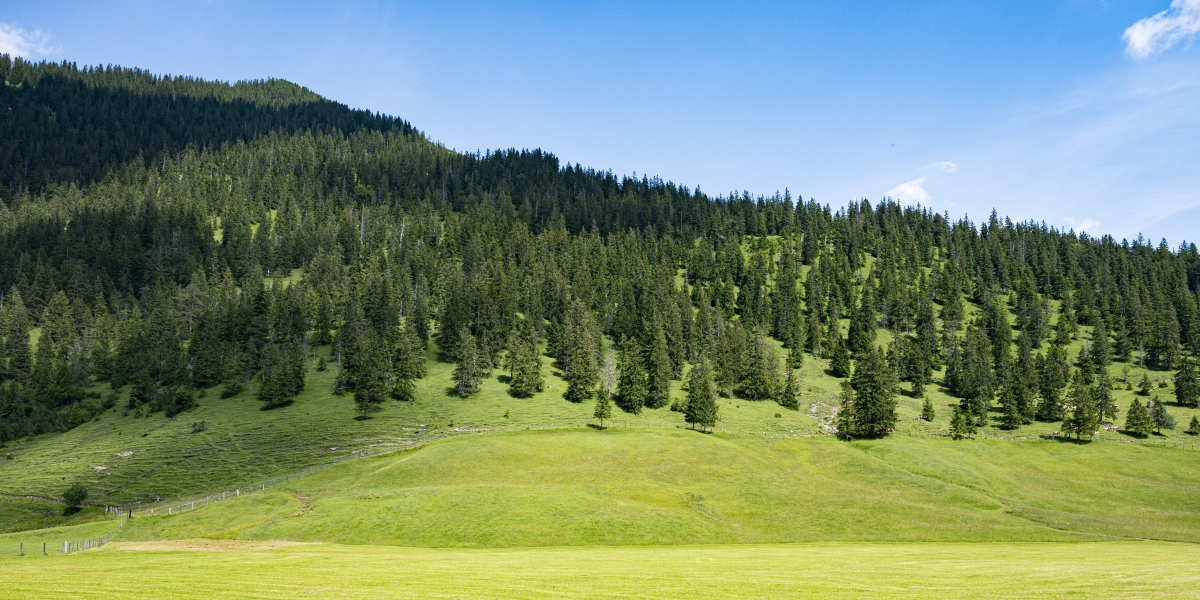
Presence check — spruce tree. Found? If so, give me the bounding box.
[845,345,897,438]
[1187,415,1200,436]
[685,356,719,431]
[563,325,599,403]
[616,338,647,413]
[593,387,612,428]
[1175,357,1198,408]
[1124,398,1153,437]
[828,333,851,378]
[453,328,480,398]
[949,405,975,439]
[777,368,800,410]
[742,329,781,401]
[354,331,390,417]
[1062,372,1099,440]
[1138,373,1152,396]
[646,325,673,409]
[1150,396,1176,434]
[920,396,935,422]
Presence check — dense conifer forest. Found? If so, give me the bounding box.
[1,56,1199,444]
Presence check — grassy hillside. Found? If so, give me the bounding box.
[1,324,1197,534]
[5,540,1199,599]
[6,428,1199,552]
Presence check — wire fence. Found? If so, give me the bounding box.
[6,515,126,557]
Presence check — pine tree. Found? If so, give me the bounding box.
[1062,372,1099,440]
[453,328,481,398]
[646,325,673,409]
[786,333,805,370]
[1150,396,1176,434]
[1036,343,1069,422]
[1175,357,1198,408]
[741,329,781,400]
[615,338,647,413]
[391,324,425,402]
[563,325,599,403]
[1138,373,1152,396]
[920,397,935,422]
[949,405,975,439]
[1096,367,1118,424]
[828,333,851,378]
[593,387,612,428]
[354,330,390,417]
[1124,398,1153,437]
[845,345,897,438]
[777,368,800,410]
[685,356,719,431]
[1187,415,1200,436]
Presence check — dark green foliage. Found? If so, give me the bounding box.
[62,482,87,508]
[1124,399,1153,437]
[1187,415,1200,436]
[740,330,781,401]
[839,345,897,439]
[453,328,481,398]
[505,320,544,399]
[684,356,719,431]
[1138,374,1153,396]
[1175,358,1198,408]
[950,405,976,439]
[1062,372,1099,441]
[615,339,647,414]
[920,397,935,422]
[827,333,851,379]
[1150,396,1176,434]
[777,368,800,410]
[646,325,673,409]
[593,388,612,428]
[1,56,1198,440]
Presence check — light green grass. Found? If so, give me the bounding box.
[3,429,1193,552]
[3,541,1198,599]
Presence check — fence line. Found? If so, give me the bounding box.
[8,515,126,557]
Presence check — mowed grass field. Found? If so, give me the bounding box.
[3,540,1198,599]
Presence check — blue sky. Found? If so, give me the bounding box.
[2,1,1198,245]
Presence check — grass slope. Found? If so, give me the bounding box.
[4,540,1198,599]
[7,428,1197,551]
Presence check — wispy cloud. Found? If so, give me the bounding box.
[887,177,930,203]
[1063,217,1101,235]
[926,161,959,173]
[1124,0,1200,59]
[0,22,61,58]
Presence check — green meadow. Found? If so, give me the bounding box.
[3,540,1198,599]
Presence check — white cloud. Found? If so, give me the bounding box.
[927,161,959,173]
[0,22,60,59]
[886,177,930,204]
[1124,0,1200,59]
[1064,217,1101,235]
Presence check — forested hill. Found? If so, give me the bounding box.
[0,56,414,197]
[0,57,1198,447]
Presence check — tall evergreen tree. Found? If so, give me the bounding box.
[1175,357,1198,408]
[1124,398,1153,437]
[684,356,719,431]
[616,338,647,414]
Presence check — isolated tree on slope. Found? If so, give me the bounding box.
[685,356,719,432]
[1062,372,1099,441]
[616,338,647,414]
[453,328,481,398]
[841,345,897,438]
[1124,399,1153,438]
[593,387,612,428]
[1175,358,1198,408]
